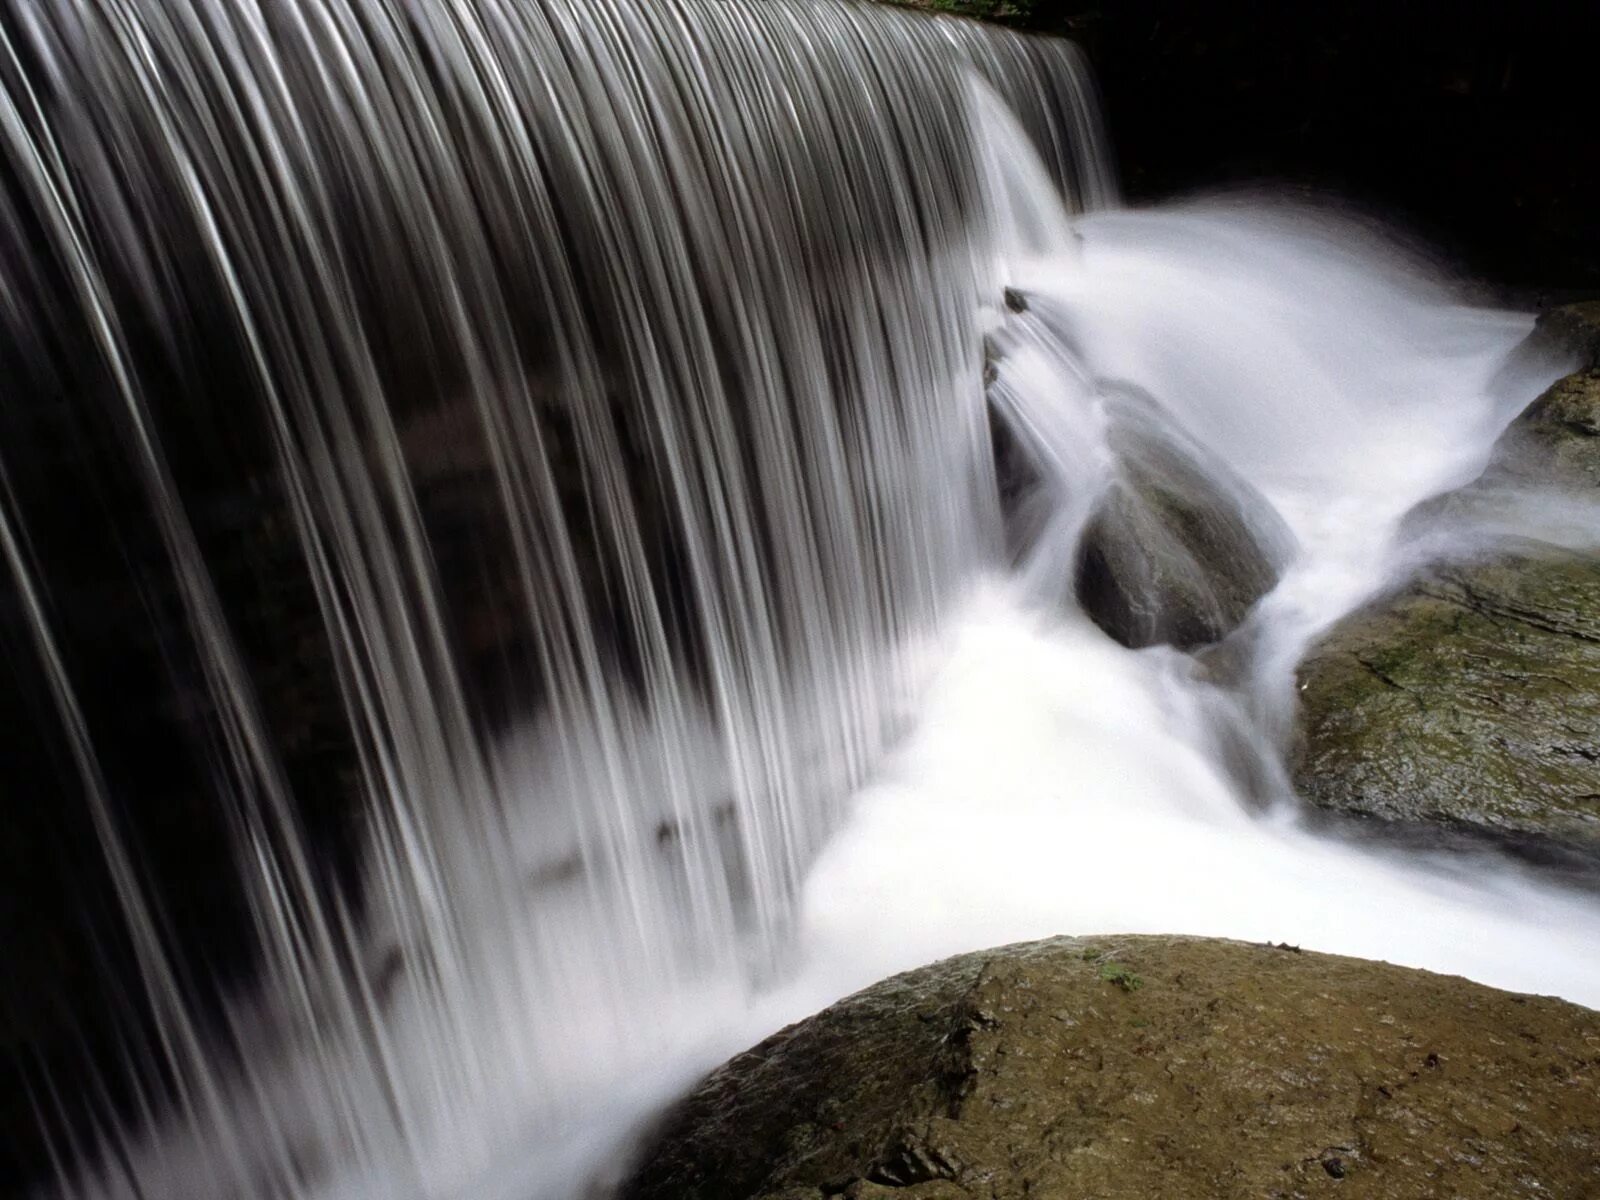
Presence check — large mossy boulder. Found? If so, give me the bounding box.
[620,935,1600,1200]
[1293,309,1600,859]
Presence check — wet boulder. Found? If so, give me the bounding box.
[620,935,1600,1200]
[1489,367,1600,491]
[1293,548,1600,856]
[1294,317,1600,858]
[1074,391,1293,650]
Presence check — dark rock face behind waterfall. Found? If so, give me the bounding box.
[620,935,1600,1200]
[1294,306,1600,862]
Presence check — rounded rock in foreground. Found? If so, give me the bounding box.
[619,935,1600,1200]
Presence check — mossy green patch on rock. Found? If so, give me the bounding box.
[619,936,1600,1200]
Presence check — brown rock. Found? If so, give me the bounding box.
[620,936,1600,1200]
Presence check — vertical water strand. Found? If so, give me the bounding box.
[4,6,440,1191]
[0,16,382,1196]
[127,2,477,1173]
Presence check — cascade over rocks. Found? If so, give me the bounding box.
[1294,304,1600,860]
[619,935,1600,1200]
[0,0,1117,1188]
[7,0,1599,1190]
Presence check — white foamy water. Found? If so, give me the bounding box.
[795,586,1600,1005]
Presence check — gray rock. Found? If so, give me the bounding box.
[1535,300,1600,369]
[1491,367,1600,492]
[1294,549,1600,854]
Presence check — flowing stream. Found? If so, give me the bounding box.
[1,2,1597,1198]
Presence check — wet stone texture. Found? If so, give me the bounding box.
[1294,306,1600,862]
[1293,547,1600,855]
[619,935,1600,1200]
[1537,302,1600,372]
[1074,388,1292,651]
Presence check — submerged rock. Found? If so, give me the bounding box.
[1294,329,1600,858]
[620,935,1600,1200]
[1074,389,1293,650]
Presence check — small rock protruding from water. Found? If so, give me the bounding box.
[981,332,1005,370]
[1002,286,1029,314]
[1074,387,1294,650]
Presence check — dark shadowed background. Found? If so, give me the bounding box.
[909,0,1600,293]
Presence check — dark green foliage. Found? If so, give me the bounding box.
[1098,961,1144,992]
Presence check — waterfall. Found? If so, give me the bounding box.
[3,2,1597,1199]
[0,2,1110,1196]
